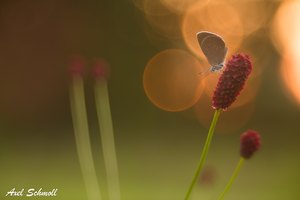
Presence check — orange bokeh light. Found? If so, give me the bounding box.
[272,0,300,105]
[280,54,300,104]
[231,0,268,36]
[142,0,181,39]
[160,0,208,14]
[272,0,300,54]
[181,1,244,60]
[143,49,205,112]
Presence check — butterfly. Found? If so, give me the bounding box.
[197,31,228,73]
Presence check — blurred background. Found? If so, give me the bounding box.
[0,0,300,199]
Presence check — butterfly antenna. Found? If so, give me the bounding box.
[198,69,210,79]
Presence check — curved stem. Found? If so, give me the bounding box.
[217,157,245,200]
[184,109,221,200]
[95,79,121,200]
[70,75,102,200]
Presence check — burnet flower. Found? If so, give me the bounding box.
[212,54,252,110]
[185,54,253,200]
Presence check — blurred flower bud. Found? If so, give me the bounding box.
[69,55,86,76]
[93,58,110,80]
[240,130,261,159]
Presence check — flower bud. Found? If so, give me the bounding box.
[240,130,261,159]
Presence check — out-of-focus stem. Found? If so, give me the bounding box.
[217,157,245,200]
[95,79,121,200]
[70,75,102,200]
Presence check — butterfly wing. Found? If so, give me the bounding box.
[197,31,217,44]
[197,32,228,66]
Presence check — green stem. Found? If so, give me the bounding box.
[217,157,245,200]
[94,79,121,200]
[70,75,102,200]
[184,109,221,200]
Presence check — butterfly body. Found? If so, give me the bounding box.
[210,63,224,72]
[197,31,228,73]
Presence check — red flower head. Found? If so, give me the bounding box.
[69,55,86,76]
[212,54,252,110]
[93,58,110,80]
[240,130,261,159]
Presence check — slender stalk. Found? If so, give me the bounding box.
[184,109,221,200]
[94,79,121,200]
[217,157,245,200]
[70,75,102,200]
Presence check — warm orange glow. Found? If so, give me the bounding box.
[194,95,255,133]
[143,49,205,112]
[231,1,268,36]
[142,0,181,39]
[272,0,300,54]
[136,0,267,48]
[280,54,300,104]
[272,0,300,105]
[181,1,244,60]
[160,0,207,14]
[239,34,269,76]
